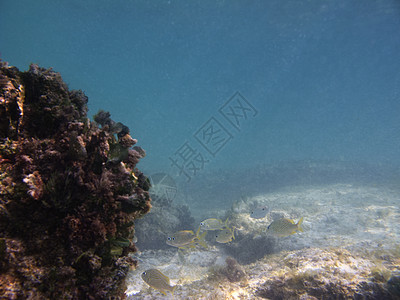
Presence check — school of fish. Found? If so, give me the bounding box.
[141,203,304,295]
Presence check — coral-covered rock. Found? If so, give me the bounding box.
[255,248,399,299]
[221,257,247,283]
[0,60,151,299]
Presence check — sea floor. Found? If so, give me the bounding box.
[126,183,400,299]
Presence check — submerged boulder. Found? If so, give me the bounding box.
[0,60,151,299]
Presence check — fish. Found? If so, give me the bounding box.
[166,227,207,249]
[141,268,176,296]
[267,217,304,237]
[215,227,235,243]
[200,218,229,230]
[250,205,269,219]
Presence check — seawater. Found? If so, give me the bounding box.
[1,1,400,298]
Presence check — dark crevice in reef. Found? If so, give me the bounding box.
[0,60,151,299]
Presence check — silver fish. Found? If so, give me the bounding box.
[250,205,269,219]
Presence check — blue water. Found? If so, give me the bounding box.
[1,0,400,186]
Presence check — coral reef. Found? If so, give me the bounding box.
[126,245,400,299]
[254,248,400,299]
[0,60,151,299]
[208,256,247,283]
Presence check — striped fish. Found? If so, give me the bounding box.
[267,217,304,237]
[215,227,235,243]
[141,269,176,295]
[200,218,229,230]
[166,227,207,249]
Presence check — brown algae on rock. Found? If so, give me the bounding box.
[0,60,151,299]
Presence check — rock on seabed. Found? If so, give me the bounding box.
[0,60,151,299]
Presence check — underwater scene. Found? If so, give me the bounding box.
[1,1,400,299]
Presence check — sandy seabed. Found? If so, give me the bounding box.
[126,183,400,299]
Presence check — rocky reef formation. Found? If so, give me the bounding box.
[255,248,400,299]
[208,256,247,284]
[126,246,400,299]
[0,60,151,299]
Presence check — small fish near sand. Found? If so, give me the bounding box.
[141,268,176,296]
[250,205,269,219]
[267,217,304,237]
[200,218,229,231]
[166,227,207,249]
[215,227,235,243]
